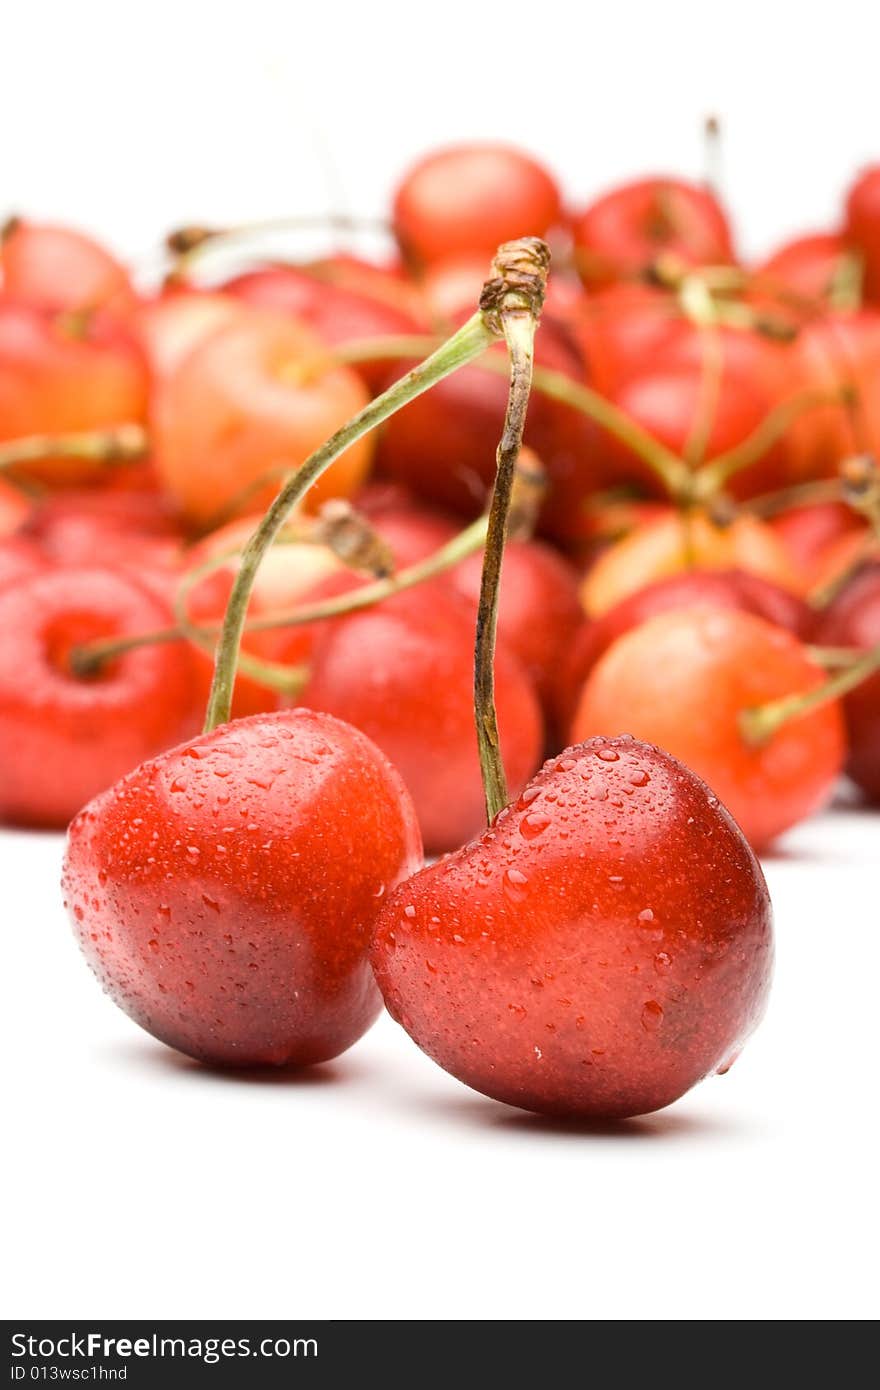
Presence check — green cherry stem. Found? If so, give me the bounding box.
[201,311,497,731]
[739,642,880,745]
[473,239,549,822]
[0,423,148,473]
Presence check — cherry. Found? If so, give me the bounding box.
[769,500,865,583]
[302,252,424,320]
[63,708,422,1066]
[371,734,772,1118]
[22,487,183,569]
[419,253,585,330]
[132,288,244,384]
[813,562,880,800]
[1,218,136,316]
[781,311,880,481]
[581,508,802,615]
[392,143,561,268]
[844,164,880,302]
[570,177,735,289]
[0,300,149,487]
[571,607,845,847]
[352,490,460,566]
[223,264,424,392]
[555,568,814,732]
[573,282,680,394]
[297,587,543,854]
[0,567,198,828]
[376,317,603,543]
[0,533,46,591]
[754,232,853,306]
[595,358,785,499]
[152,308,373,530]
[0,476,31,536]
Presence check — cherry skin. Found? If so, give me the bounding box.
[581,509,802,616]
[754,232,851,306]
[570,177,735,289]
[1,219,136,316]
[769,501,865,584]
[0,533,47,591]
[780,311,880,482]
[63,708,423,1066]
[844,164,880,303]
[813,563,880,801]
[572,282,680,394]
[132,289,245,384]
[572,607,845,848]
[555,568,814,733]
[22,487,183,570]
[303,253,424,321]
[297,588,543,855]
[597,359,785,499]
[392,143,561,268]
[152,308,373,530]
[371,734,772,1119]
[0,300,149,487]
[0,476,32,536]
[223,265,424,392]
[0,567,199,828]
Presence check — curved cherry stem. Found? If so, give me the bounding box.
[694,388,844,497]
[0,424,147,473]
[201,312,496,731]
[739,641,880,745]
[473,240,549,822]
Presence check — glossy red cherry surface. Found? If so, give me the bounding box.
[392,143,562,267]
[754,232,851,305]
[814,562,880,800]
[63,708,423,1066]
[555,568,814,731]
[1,219,136,316]
[0,533,47,591]
[372,735,772,1119]
[572,607,845,847]
[298,588,542,854]
[844,164,880,302]
[571,177,735,289]
[0,567,198,828]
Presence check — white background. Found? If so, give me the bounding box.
[2,0,879,1323]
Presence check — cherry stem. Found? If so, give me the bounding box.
[739,642,880,745]
[694,388,844,497]
[473,240,549,822]
[165,214,389,276]
[202,311,497,731]
[334,336,690,500]
[0,424,147,473]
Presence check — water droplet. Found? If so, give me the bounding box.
[520,810,551,839]
[403,904,416,919]
[629,768,649,786]
[654,951,672,973]
[596,747,619,762]
[508,1003,526,1020]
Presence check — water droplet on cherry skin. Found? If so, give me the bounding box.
[641,1000,664,1031]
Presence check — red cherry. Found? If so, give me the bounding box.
[0,300,148,487]
[23,488,183,569]
[393,143,561,268]
[597,359,785,499]
[420,253,584,329]
[224,265,424,391]
[0,476,32,536]
[573,282,680,393]
[754,232,850,304]
[571,177,735,289]
[63,708,423,1066]
[581,509,803,615]
[297,588,542,853]
[813,563,880,800]
[844,164,880,302]
[371,735,772,1119]
[446,538,583,713]
[770,501,865,581]
[1,219,136,316]
[376,319,603,543]
[152,308,373,530]
[571,607,845,847]
[0,567,198,828]
[131,289,245,383]
[780,311,880,481]
[555,568,814,732]
[304,252,423,321]
[0,533,46,590]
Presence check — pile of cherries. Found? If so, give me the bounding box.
[3,140,879,1121]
